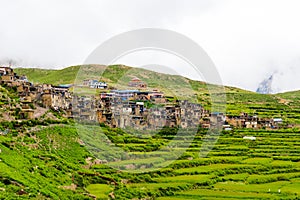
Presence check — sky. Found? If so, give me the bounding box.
[0,0,300,93]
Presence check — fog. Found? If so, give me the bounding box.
[1,0,300,93]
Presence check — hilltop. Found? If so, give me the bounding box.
[15,65,300,124]
[14,66,81,85]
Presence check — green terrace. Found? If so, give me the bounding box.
[1,120,300,199]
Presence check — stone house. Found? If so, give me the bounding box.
[133,91,150,101]
[110,90,139,101]
[20,96,34,119]
[225,113,283,129]
[270,118,283,129]
[51,86,72,110]
[71,96,98,121]
[87,80,107,89]
[148,90,166,103]
[147,107,168,129]
[32,84,73,117]
[95,92,205,130]
[128,77,147,88]
[233,113,259,128]
[179,100,203,128]
[131,90,166,103]
[0,67,15,84]
[210,112,226,126]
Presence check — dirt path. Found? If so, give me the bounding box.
[33,106,48,118]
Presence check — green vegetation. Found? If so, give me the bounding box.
[1,65,298,199]
[0,126,91,199]
[1,123,300,199]
[0,85,21,121]
[15,66,80,85]
[86,184,113,199]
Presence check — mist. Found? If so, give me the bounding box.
[1,0,300,93]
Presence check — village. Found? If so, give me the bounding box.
[0,66,286,131]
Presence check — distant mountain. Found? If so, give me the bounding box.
[256,74,273,94]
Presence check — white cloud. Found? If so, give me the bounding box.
[0,0,299,92]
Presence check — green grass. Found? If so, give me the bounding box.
[242,158,273,165]
[15,66,80,85]
[86,184,112,199]
[0,126,91,199]
[214,181,290,193]
[170,188,283,199]
[154,174,213,183]
[281,181,300,194]
[129,182,187,190]
[1,123,300,199]
[173,164,251,174]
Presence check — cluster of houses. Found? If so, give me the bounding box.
[0,66,288,130]
[71,89,210,129]
[0,67,72,119]
[82,77,146,89]
[82,79,108,89]
[226,112,284,129]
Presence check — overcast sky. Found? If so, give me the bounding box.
[0,0,300,93]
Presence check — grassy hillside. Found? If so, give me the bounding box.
[15,65,300,124]
[1,64,300,198]
[0,85,20,122]
[0,125,91,199]
[14,66,80,85]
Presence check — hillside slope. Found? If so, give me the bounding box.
[0,65,299,199]
[0,85,20,122]
[14,66,80,85]
[1,119,300,199]
[15,65,300,124]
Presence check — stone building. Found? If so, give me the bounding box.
[0,67,15,85]
[20,96,34,119]
[94,91,205,130]
[128,77,147,88]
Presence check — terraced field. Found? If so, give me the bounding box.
[85,128,300,199]
[2,65,300,199]
[0,122,299,199]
